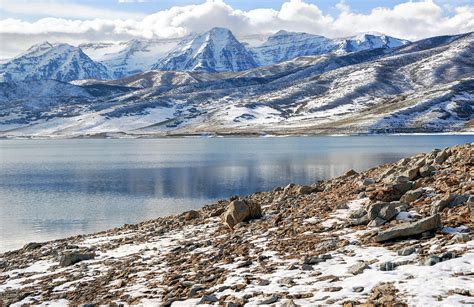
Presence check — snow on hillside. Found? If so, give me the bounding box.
[0,42,110,82]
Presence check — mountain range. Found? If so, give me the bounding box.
[0,27,409,81]
[0,28,472,137]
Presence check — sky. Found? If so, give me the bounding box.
[1,0,473,59]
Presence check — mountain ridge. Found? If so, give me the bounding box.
[0,32,472,137]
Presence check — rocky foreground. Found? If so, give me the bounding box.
[1,144,473,306]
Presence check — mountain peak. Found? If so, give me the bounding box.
[153,27,257,72]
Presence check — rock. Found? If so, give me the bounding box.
[280,299,298,307]
[301,264,313,271]
[423,256,441,266]
[379,261,398,271]
[400,188,424,204]
[257,279,270,286]
[374,214,441,242]
[453,233,470,243]
[347,261,368,275]
[352,286,364,293]
[184,210,200,221]
[260,295,279,304]
[367,202,398,221]
[430,193,465,214]
[434,148,449,164]
[199,295,218,304]
[210,207,225,217]
[361,178,375,186]
[0,260,7,269]
[222,199,262,229]
[349,208,367,219]
[468,195,474,224]
[404,167,419,181]
[345,169,358,176]
[419,165,436,177]
[397,246,416,256]
[59,252,95,267]
[296,185,313,195]
[23,242,42,250]
[392,180,414,195]
[368,217,387,227]
[324,286,342,292]
[350,215,369,226]
[379,204,399,221]
[278,277,295,287]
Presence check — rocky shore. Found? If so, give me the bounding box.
[1,143,473,306]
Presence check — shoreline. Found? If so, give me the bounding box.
[1,131,473,140]
[1,143,473,305]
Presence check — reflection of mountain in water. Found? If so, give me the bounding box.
[2,153,407,199]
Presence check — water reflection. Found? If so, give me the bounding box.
[0,135,472,251]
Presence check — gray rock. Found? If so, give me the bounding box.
[222,199,262,229]
[349,207,367,219]
[199,295,218,304]
[361,178,375,186]
[59,251,95,267]
[183,210,200,221]
[347,261,368,275]
[419,165,436,177]
[392,180,414,194]
[23,242,42,250]
[345,169,358,176]
[352,286,364,293]
[350,214,369,226]
[404,167,419,181]
[379,261,398,271]
[257,279,271,286]
[368,202,398,221]
[296,185,313,195]
[379,204,399,221]
[424,256,441,266]
[468,195,474,224]
[367,202,389,220]
[374,214,441,242]
[301,264,313,271]
[260,295,279,304]
[434,148,449,164]
[398,246,416,256]
[280,299,298,307]
[368,217,387,227]
[278,277,295,287]
[430,193,468,215]
[453,233,470,243]
[400,188,424,204]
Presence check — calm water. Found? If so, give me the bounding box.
[0,135,472,252]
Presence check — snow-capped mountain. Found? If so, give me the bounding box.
[80,37,188,79]
[250,31,409,66]
[0,42,109,82]
[0,32,472,137]
[152,27,258,72]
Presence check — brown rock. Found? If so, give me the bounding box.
[374,214,441,242]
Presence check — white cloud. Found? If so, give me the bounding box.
[0,0,473,58]
[0,0,144,20]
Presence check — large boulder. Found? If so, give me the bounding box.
[400,188,424,204]
[222,199,262,230]
[374,214,441,242]
[367,202,399,222]
[431,193,469,215]
[59,251,95,267]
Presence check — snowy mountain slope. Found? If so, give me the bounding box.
[0,32,472,137]
[152,27,258,72]
[0,42,110,82]
[250,31,409,66]
[81,38,188,79]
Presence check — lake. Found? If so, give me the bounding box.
[0,135,472,252]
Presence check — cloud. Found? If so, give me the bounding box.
[0,0,144,20]
[0,0,473,58]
